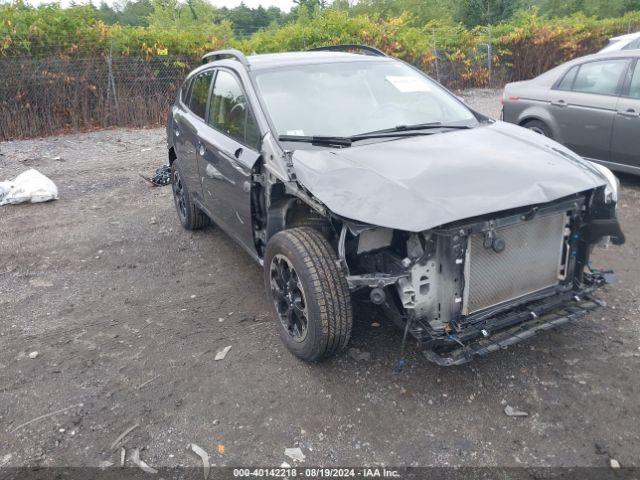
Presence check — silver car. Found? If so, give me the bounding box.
[502,50,640,175]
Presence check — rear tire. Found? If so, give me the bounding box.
[171,161,210,230]
[523,119,552,138]
[264,227,353,362]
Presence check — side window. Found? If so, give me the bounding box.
[628,63,640,99]
[208,70,260,149]
[571,59,628,96]
[180,77,192,104]
[622,38,640,50]
[557,66,578,90]
[188,71,213,119]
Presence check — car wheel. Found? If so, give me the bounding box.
[171,162,210,230]
[264,227,353,362]
[523,120,552,138]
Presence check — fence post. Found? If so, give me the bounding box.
[106,45,119,125]
[432,27,440,83]
[488,24,492,88]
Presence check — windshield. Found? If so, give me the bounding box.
[254,60,478,138]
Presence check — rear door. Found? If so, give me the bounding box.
[173,69,214,201]
[610,59,640,170]
[170,77,193,180]
[197,68,262,251]
[548,58,629,161]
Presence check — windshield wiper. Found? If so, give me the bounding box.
[353,122,473,137]
[278,123,474,147]
[278,135,352,147]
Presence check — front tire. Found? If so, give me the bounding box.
[264,227,353,362]
[171,161,210,230]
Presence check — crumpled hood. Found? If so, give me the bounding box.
[292,121,607,232]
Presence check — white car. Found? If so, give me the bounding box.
[600,31,640,52]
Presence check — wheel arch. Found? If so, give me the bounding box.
[168,146,177,166]
[516,108,560,140]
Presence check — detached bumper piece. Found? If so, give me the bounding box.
[423,293,604,366]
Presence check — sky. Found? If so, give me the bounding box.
[13,0,298,10]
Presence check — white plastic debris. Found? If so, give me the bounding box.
[29,351,39,359]
[504,405,529,417]
[284,447,305,462]
[110,423,139,450]
[98,460,114,469]
[610,459,621,469]
[130,448,157,474]
[214,346,232,361]
[0,169,59,206]
[189,443,210,480]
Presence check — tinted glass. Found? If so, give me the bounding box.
[629,63,640,99]
[188,71,213,119]
[254,61,477,138]
[572,59,627,96]
[208,70,260,148]
[557,66,578,90]
[180,77,192,103]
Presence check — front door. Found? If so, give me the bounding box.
[548,58,629,162]
[197,69,262,251]
[610,59,640,170]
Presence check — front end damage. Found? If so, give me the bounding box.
[339,189,624,366]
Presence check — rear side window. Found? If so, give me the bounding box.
[629,63,640,99]
[208,70,260,149]
[572,59,628,96]
[557,66,578,90]
[188,71,213,119]
[180,77,192,103]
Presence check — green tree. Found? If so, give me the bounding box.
[95,1,119,24]
[455,0,517,26]
[293,0,327,15]
[118,0,154,26]
[348,0,455,24]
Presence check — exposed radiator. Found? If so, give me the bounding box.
[462,212,568,315]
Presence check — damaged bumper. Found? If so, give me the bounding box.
[337,190,622,367]
[422,286,606,366]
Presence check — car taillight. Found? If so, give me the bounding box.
[501,91,519,104]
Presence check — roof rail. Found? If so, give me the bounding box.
[308,44,388,57]
[201,49,250,67]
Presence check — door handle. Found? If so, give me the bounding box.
[617,108,639,118]
[551,99,567,107]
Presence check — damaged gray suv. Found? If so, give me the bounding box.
[167,45,625,366]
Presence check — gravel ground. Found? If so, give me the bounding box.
[0,90,639,469]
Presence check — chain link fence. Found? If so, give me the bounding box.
[0,54,197,141]
[0,50,500,141]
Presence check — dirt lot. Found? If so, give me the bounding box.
[1,90,639,469]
